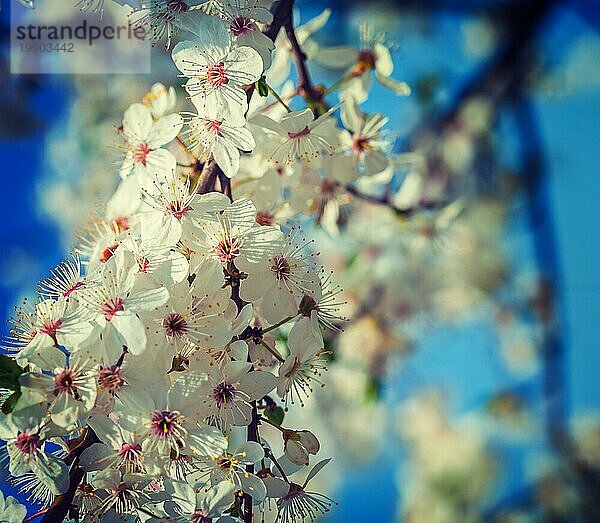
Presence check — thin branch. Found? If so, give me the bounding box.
[264,447,290,482]
[260,339,285,364]
[23,509,49,523]
[284,15,322,103]
[40,428,97,523]
[262,315,297,334]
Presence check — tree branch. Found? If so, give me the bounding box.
[284,15,322,103]
[40,427,98,523]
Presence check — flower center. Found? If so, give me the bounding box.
[63,281,83,297]
[230,15,254,36]
[111,216,130,234]
[190,510,212,523]
[320,179,338,198]
[163,313,188,338]
[298,294,318,317]
[99,242,119,264]
[207,119,223,135]
[215,237,242,264]
[351,134,370,153]
[15,432,41,455]
[256,210,274,226]
[166,200,193,220]
[102,297,125,321]
[207,62,229,88]
[133,142,151,166]
[98,365,126,393]
[118,442,142,461]
[288,127,311,140]
[142,91,157,106]
[212,381,237,408]
[270,255,291,280]
[283,355,303,379]
[138,257,151,273]
[40,319,62,337]
[54,369,78,397]
[166,0,188,13]
[215,454,235,472]
[150,410,183,438]
[353,49,377,75]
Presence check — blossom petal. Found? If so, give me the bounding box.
[31,453,69,495]
[147,113,183,148]
[110,312,147,355]
[239,370,277,400]
[123,103,152,142]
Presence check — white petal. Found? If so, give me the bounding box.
[191,259,225,294]
[141,212,182,247]
[263,476,290,498]
[143,148,177,179]
[80,443,114,472]
[127,286,170,312]
[374,42,393,76]
[237,441,264,464]
[187,425,228,458]
[281,108,314,133]
[111,312,147,355]
[168,370,207,412]
[261,283,299,325]
[31,454,69,495]
[304,458,331,486]
[313,45,357,68]
[147,113,183,148]
[375,72,411,96]
[230,340,249,361]
[340,96,364,132]
[172,40,205,76]
[123,103,152,142]
[240,474,266,503]
[285,439,309,466]
[239,370,277,400]
[213,141,240,178]
[226,45,264,85]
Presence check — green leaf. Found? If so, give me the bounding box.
[1,390,21,414]
[264,406,285,427]
[0,354,24,391]
[256,76,269,97]
[364,377,380,403]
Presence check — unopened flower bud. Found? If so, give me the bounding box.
[296,430,320,455]
[285,438,309,466]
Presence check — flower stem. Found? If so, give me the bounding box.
[23,508,49,522]
[323,72,353,95]
[260,415,285,432]
[267,83,292,113]
[264,447,290,482]
[262,315,297,334]
[260,339,285,363]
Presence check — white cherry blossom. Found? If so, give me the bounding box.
[183,101,256,177]
[78,250,170,356]
[172,18,263,116]
[119,102,183,187]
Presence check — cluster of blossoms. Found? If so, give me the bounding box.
[13,1,596,522]
[2,120,337,521]
[0,0,422,520]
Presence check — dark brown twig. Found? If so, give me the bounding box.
[284,15,322,103]
[40,428,98,523]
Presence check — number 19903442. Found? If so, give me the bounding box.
[19,42,74,52]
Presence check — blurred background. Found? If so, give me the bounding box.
[1,0,600,522]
